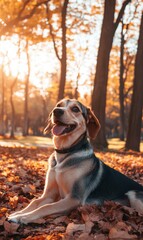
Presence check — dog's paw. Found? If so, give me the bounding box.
[8,214,34,224]
[8,215,20,224]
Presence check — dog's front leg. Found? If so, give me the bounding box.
[9,165,59,219]
[8,195,54,218]
[9,195,80,224]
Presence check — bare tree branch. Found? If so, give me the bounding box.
[18,1,48,21]
[17,0,31,19]
[113,0,131,34]
[45,2,61,61]
[123,0,139,44]
[0,0,50,35]
[124,85,133,98]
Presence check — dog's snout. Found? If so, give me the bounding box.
[53,108,64,118]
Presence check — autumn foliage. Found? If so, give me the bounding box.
[0,145,143,239]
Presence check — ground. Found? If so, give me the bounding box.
[0,137,143,239]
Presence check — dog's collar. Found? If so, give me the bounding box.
[54,133,89,154]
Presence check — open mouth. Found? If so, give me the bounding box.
[52,121,76,136]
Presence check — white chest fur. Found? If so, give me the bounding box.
[53,152,93,198]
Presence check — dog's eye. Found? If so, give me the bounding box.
[71,106,80,112]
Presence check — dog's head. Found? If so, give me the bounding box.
[44,99,100,150]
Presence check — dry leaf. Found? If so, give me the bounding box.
[78,232,93,240]
[94,234,107,240]
[4,221,20,233]
[66,222,85,235]
[53,215,70,225]
[18,168,27,178]
[22,184,36,194]
[9,195,19,208]
[109,227,137,239]
[85,221,94,234]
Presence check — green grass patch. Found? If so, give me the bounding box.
[108,138,143,152]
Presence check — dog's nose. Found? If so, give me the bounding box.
[53,108,64,117]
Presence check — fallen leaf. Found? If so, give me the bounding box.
[94,234,107,240]
[9,195,19,208]
[0,207,8,213]
[53,215,70,225]
[66,222,85,235]
[78,232,94,240]
[109,227,137,239]
[53,226,66,232]
[0,217,5,226]
[18,168,27,178]
[4,221,20,233]
[22,184,36,194]
[85,221,94,234]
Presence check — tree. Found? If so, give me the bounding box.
[9,79,17,138]
[91,0,131,149]
[125,12,143,152]
[0,0,53,136]
[0,62,5,136]
[0,0,49,37]
[9,39,21,138]
[23,40,30,136]
[119,20,126,141]
[46,0,69,101]
[58,0,69,101]
[119,2,138,141]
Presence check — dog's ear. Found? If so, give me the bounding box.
[44,113,52,135]
[87,108,100,139]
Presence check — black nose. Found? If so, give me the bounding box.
[53,108,64,118]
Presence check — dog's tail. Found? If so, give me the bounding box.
[126,191,143,214]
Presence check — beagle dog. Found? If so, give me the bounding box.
[8,98,143,224]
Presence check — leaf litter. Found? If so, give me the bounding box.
[0,146,143,239]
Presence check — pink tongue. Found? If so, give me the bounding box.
[52,125,67,136]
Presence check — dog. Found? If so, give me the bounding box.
[8,98,143,224]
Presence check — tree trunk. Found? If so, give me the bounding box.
[74,72,80,99]
[125,13,143,152]
[23,40,30,136]
[91,0,131,150]
[57,0,69,101]
[42,97,47,125]
[0,66,5,136]
[10,81,16,138]
[91,0,115,149]
[119,21,125,141]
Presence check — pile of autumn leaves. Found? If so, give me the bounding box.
[0,146,143,240]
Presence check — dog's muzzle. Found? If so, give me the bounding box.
[52,108,76,136]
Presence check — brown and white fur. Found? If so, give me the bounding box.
[8,99,143,224]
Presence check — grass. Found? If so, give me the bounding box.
[0,135,142,151]
[108,138,143,152]
[0,135,53,148]
[108,138,125,150]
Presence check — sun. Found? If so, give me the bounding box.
[0,35,59,90]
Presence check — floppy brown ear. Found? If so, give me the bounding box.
[87,108,100,139]
[44,113,52,135]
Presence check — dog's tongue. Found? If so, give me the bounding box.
[52,125,67,136]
